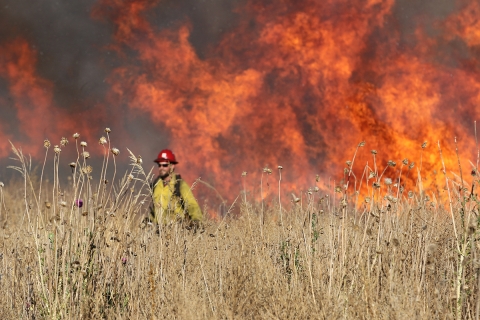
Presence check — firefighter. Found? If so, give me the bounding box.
[149,149,203,226]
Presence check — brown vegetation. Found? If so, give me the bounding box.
[0,136,478,319]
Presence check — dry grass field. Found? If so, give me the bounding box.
[0,137,478,319]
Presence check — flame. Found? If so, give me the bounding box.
[0,1,479,206]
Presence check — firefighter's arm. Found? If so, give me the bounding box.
[179,181,203,221]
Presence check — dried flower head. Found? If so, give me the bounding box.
[136,156,143,164]
[53,145,61,154]
[105,128,111,133]
[128,174,134,181]
[0,182,4,188]
[59,201,67,207]
[371,149,377,155]
[368,171,376,180]
[315,174,320,182]
[82,151,90,159]
[99,136,107,145]
[82,166,93,174]
[73,133,80,139]
[291,193,300,203]
[409,162,415,170]
[358,141,366,147]
[69,162,76,168]
[340,198,347,207]
[402,158,409,165]
[421,141,428,149]
[364,197,371,203]
[80,141,87,147]
[387,160,396,167]
[384,178,392,185]
[471,169,477,176]
[45,201,51,209]
[60,137,69,147]
[241,171,247,177]
[111,148,120,156]
[372,182,381,189]
[408,191,414,198]
[277,165,283,170]
[334,186,342,193]
[44,139,51,148]
[313,186,319,192]
[346,160,352,167]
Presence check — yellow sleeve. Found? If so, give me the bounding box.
[179,180,203,221]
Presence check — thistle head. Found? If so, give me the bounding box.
[60,137,68,147]
[111,148,120,156]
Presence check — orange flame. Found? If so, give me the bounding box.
[0,1,479,208]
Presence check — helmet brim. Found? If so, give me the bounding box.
[154,158,178,164]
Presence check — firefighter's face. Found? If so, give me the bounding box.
[158,161,174,178]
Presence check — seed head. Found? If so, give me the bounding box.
[82,166,93,174]
[45,201,51,209]
[315,174,320,182]
[402,158,408,165]
[241,171,247,177]
[59,201,67,207]
[128,174,134,181]
[99,136,107,145]
[313,186,319,192]
[346,160,352,167]
[82,151,90,159]
[291,193,300,203]
[80,141,87,147]
[409,162,415,170]
[69,162,76,168]
[60,137,69,147]
[358,141,366,147]
[334,186,342,193]
[340,198,347,207]
[384,178,392,185]
[372,182,381,189]
[73,133,80,139]
[371,150,377,155]
[0,182,4,188]
[368,171,376,179]
[53,145,61,154]
[387,160,396,167]
[105,128,111,133]
[421,141,428,149]
[111,148,120,156]
[408,191,414,198]
[344,168,349,174]
[136,156,143,164]
[365,197,371,203]
[44,140,51,148]
[277,165,283,170]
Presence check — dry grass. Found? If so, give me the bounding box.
[0,137,478,319]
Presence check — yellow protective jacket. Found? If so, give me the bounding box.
[151,174,202,224]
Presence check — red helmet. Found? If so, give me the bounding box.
[154,149,178,164]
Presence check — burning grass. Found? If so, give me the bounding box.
[0,134,478,319]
